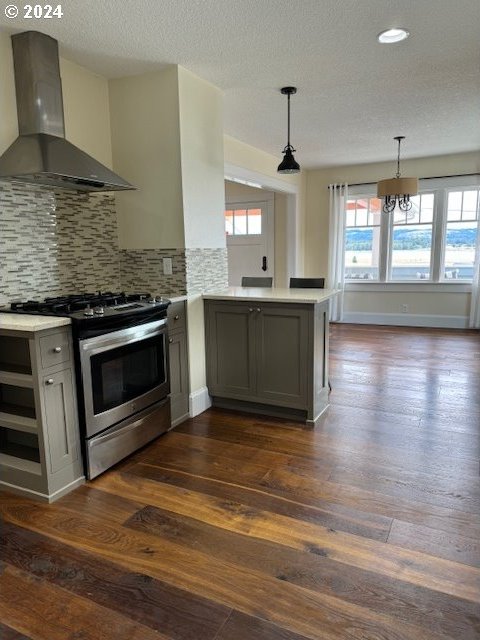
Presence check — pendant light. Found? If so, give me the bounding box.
[377,136,418,213]
[277,87,300,174]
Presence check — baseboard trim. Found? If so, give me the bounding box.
[189,386,211,417]
[170,412,190,428]
[342,312,469,329]
[0,476,85,503]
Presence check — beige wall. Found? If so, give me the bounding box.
[0,30,112,167]
[344,290,471,317]
[0,31,19,152]
[60,58,113,168]
[178,67,225,249]
[305,152,480,322]
[109,67,185,249]
[224,135,299,188]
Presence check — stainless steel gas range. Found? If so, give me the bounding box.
[7,292,171,478]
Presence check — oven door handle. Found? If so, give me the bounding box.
[80,319,167,356]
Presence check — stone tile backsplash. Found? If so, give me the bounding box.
[185,248,228,294]
[0,181,120,301]
[120,249,187,295]
[120,248,228,296]
[0,181,228,303]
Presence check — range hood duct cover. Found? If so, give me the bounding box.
[0,31,134,192]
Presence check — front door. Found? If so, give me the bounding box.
[224,199,274,286]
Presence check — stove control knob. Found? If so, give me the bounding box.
[94,306,105,315]
[84,306,94,317]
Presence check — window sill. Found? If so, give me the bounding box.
[344,282,472,293]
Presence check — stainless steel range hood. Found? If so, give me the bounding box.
[0,31,134,192]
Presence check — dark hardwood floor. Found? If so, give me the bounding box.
[1,324,479,639]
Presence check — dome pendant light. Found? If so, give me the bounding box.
[277,86,300,174]
[377,136,418,213]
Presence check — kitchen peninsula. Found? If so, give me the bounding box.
[204,288,337,424]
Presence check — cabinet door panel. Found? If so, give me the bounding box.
[206,303,255,397]
[255,306,309,407]
[169,330,189,423]
[42,368,79,473]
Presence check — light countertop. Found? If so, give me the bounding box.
[166,295,188,304]
[203,287,338,304]
[0,313,71,332]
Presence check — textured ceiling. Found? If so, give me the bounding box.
[1,0,479,168]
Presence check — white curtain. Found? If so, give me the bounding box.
[327,183,348,321]
[469,214,480,328]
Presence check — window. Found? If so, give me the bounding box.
[443,190,479,280]
[390,194,434,280]
[225,208,262,236]
[345,197,381,280]
[344,184,480,283]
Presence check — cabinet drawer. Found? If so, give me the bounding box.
[168,301,186,331]
[39,332,70,369]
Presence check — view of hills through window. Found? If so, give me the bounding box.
[345,190,479,281]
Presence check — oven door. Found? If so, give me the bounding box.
[79,319,169,438]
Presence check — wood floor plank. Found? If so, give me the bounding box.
[0,520,231,640]
[0,563,171,640]
[0,501,454,640]
[0,622,32,640]
[125,460,393,542]
[58,483,143,523]
[214,611,312,640]
[1,324,478,640]
[388,519,480,567]
[140,430,334,479]
[124,503,480,640]
[91,471,480,603]
[176,415,480,479]
[259,466,480,541]
[327,464,480,514]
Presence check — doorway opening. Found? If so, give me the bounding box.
[224,174,298,288]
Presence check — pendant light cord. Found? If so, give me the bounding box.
[395,136,403,179]
[396,137,402,179]
[287,92,291,148]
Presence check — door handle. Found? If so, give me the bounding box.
[262,256,267,272]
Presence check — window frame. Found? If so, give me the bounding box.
[345,177,480,287]
[344,196,382,282]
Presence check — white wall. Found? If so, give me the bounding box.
[305,152,480,326]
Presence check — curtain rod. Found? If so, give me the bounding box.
[345,172,480,188]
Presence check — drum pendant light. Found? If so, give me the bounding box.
[377,136,418,213]
[277,87,300,174]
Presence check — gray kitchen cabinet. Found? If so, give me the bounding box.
[205,302,256,398]
[204,298,330,424]
[168,300,190,427]
[0,325,84,501]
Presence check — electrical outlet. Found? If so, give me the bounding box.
[163,257,173,275]
[401,304,409,313]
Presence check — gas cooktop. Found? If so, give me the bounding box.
[5,291,169,321]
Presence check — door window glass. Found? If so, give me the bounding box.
[225,208,262,236]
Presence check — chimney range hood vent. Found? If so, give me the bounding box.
[0,31,134,193]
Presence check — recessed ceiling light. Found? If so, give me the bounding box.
[377,28,410,44]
